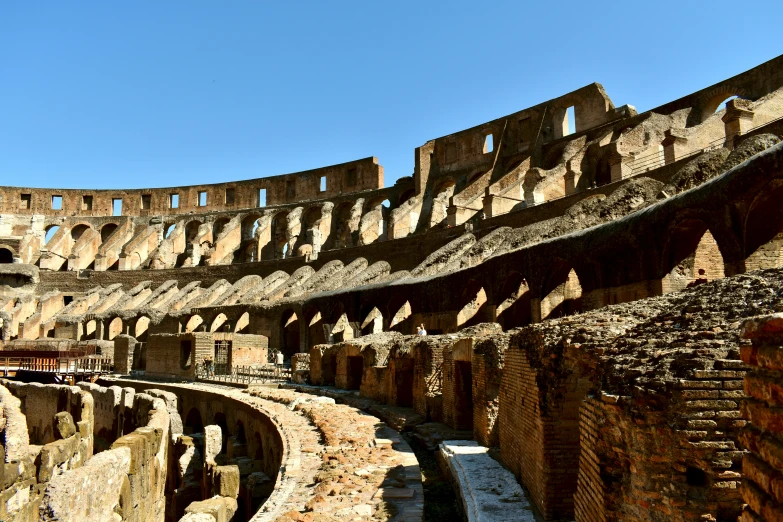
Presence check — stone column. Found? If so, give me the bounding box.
[722,98,755,150]
[662,129,689,165]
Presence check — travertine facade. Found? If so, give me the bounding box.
[2,55,783,521]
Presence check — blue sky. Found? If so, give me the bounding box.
[1,1,781,190]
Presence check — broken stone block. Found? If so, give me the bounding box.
[213,465,240,498]
[185,496,238,522]
[54,412,76,439]
[203,425,222,464]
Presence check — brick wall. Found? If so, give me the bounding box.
[411,338,444,422]
[739,313,783,521]
[471,335,508,447]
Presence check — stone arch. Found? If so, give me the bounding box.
[327,202,355,250]
[304,306,326,349]
[495,271,532,329]
[540,261,584,321]
[69,223,92,241]
[388,299,413,334]
[744,179,783,271]
[692,86,749,126]
[108,317,123,340]
[134,316,150,341]
[100,223,119,243]
[234,312,250,333]
[456,279,490,329]
[660,219,727,294]
[44,224,60,245]
[184,408,204,434]
[430,178,456,227]
[212,217,231,241]
[360,306,383,336]
[280,309,300,356]
[84,319,98,340]
[398,188,415,206]
[184,220,203,242]
[0,247,13,263]
[210,313,228,332]
[185,314,204,333]
[271,211,291,259]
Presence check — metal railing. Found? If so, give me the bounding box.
[195,363,292,384]
[0,356,112,377]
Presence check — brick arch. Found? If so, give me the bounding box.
[689,85,751,127]
[494,270,532,330]
[539,259,592,321]
[743,178,783,271]
[659,217,729,293]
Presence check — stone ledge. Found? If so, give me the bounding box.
[439,440,539,522]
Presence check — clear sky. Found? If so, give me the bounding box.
[1,1,781,190]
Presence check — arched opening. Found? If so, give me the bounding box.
[185,220,203,242]
[210,313,228,332]
[44,225,60,245]
[271,212,290,259]
[541,265,583,321]
[305,308,326,349]
[359,197,389,245]
[240,214,263,262]
[70,224,91,241]
[280,310,300,357]
[496,272,532,329]
[108,317,123,340]
[714,95,739,114]
[328,202,354,250]
[212,412,229,454]
[100,223,118,243]
[184,408,204,434]
[83,319,97,341]
[234,312,250,334]
[457,280,490,329]
[744,180,783,271]
[185,314,204,333]
[134,316,150,342]
[430,179,456,227]
[661,220,726,293]
[398,189,415,206]
[163,223,176,239]
[0,248,13,263]
[360,307,383,336]
[389,300,413,334]
[331,313,354,343]
[212,217,230,240]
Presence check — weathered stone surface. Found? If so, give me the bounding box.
[39,447,131,522]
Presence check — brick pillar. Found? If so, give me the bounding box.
[609,149,633,182]
[722,99,755,151]
[662,129,689,165]
[739,313,783,521]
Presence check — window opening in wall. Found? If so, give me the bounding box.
[282,243,289,257]
[347,168,357,187]
[51,195,63,210]
[20,193,31,209]
[82,195,93,210]
[45,226,59,244]
[286,180,295,198]
[170,193,179,209]
[382,199,390,208]
[565,106,576,136]
[141,194,151,210]
[214,339,231,375]
[225,187,235,205]
[483,134,494,153]
[180,340,193,370]
[63,295,73,306]
[165,224,176,238]
[258,188,266,207]
[198,191,207,207]
[112,198,123,216]
[319,176,327,192]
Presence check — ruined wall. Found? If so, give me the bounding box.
[739,313,783,521]
[0,381,172,522]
